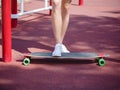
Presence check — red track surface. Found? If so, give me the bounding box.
[0,0,120,89]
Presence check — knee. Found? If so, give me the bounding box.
[52,0,61,10]
[62,3,70,13]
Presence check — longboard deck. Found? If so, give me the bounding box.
[24,52,109,59]
[23,52,109,66]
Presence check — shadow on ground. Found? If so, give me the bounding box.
[0,11,120,53]
[0,13,118,54]
[0,58,120,90]
[0,13,120,90]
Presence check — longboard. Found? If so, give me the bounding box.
[23,52,109,66]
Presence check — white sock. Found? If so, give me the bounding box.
[52,43,62,56]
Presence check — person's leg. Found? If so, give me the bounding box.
[52,0,71,56]
[52,0,62,56]
[61,0,71,53]
[52,0,62,44]
[61,0,71,42]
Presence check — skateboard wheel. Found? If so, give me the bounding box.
[23,58,30,66]
[97,58,106,66]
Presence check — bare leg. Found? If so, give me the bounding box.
[52,0,71,56]
[52,0,62,44]
[61,0,71,42]
[52,0,62,56]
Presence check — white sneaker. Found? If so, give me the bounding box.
[52,43,62,57]
[61,44,70,53]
